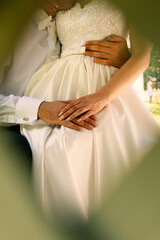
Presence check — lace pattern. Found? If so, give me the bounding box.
[56,0,128,56]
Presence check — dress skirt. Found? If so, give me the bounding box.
[22,54,160,219]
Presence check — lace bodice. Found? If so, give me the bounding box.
[56,0,128,57]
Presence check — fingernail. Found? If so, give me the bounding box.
[59,116,64,120]
[66,117,71,121]
[77,118,82,122]
[55,3,59,8]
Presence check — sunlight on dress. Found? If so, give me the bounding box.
[22,0,160,220]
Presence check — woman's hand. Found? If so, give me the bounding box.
[38,100,97,131]
[59,93,108,122]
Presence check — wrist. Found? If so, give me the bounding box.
[38,101,46,120]
[96,87,110,106]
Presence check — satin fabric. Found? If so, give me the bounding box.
[22,0,160,219]
[22,55,160,219]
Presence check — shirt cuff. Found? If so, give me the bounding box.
[15,96,43,125]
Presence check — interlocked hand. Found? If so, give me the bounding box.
[59,93,107,122]
[38,101,97,131]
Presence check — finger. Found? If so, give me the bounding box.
[66,107,90,121]
[85,44,111,53]
[89,115,97,121]
[72,119,94,130]
[48,0,59,8]
[44,4,57,16]
[49,6,57,13]
[78,121,94,130]
[59,100,81,116]
[107,34,125,42]
[84,118,97,127]
[47,2,58,12]
[59,103,84,120]
[93,58,113,66]
[63,121,82,131]
[85,40,113,48]
[61,100,72,104]
[84,51,111,59]
[78,111,94,122]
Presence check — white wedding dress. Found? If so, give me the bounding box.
[22,0,160,220]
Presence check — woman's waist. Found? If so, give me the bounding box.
[60,46,86,58]
[60,36,103,58]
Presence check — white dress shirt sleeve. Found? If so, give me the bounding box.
[0,94,43,126]
[0,9,60,127]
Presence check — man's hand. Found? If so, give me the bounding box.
[42,0,74,18]
[84,35,130,68]
[38,101,97,131]
[42,0,59,18]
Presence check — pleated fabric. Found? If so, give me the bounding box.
[22,54,160,219]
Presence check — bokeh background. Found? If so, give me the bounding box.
[0,0,160,239]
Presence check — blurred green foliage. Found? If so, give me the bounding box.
[0,1,160,240]
[145,98,160,125]
[144,46,160,89]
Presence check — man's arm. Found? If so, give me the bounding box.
[0,6,58,127]
[0,4,96,131]
[0,95,43,126]
[0,94,96,130]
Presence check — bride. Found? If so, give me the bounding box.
[22,0,160,220]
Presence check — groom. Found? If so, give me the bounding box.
[0,0,130,175]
